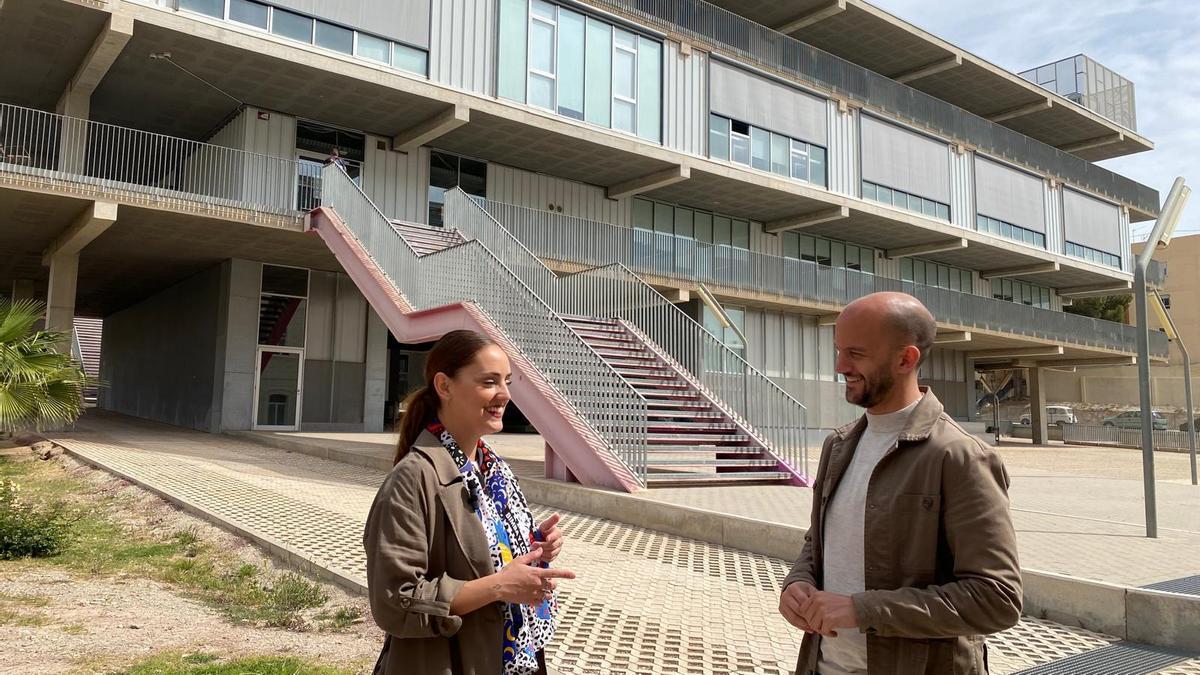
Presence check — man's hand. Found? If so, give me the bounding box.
[538,514,564,563]
[779,581,818,633]
[800,591,859,637]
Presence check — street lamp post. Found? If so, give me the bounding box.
[1150,289,1198,486]
[1134,177,1191,538]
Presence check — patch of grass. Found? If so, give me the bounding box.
[115,653,351,675]
[0,454,336,631]
[314,605,363,631]
[61,623,86,635]
[0,474,75,560]
[182,653,220,665]
[0,591,50,607]
[0,607,50,627]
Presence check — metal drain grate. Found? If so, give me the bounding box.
[1013,642,1195,675]
[1142,575,1200,596]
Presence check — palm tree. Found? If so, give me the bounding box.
[0,299,91,433]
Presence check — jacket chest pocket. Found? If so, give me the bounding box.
[894,493,941,573]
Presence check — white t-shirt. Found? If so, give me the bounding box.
[817,397,921,675]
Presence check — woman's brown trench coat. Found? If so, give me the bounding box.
[364,431,512,674]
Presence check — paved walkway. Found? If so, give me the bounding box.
[255,426,1200,588]
[49,413,1200,674]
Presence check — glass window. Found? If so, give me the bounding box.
[613,30,638,125]
[258,295,307,347]
[636,37,661,142]
[714,216,732,246]
[922,198,937,217]
[529,73,555,110]
[730,125,750,165]
[458,158,487,197]
[528,7,556,110]
[315,21,353,54]
[229,0,268,28]
[938,265,949,288]
[901,258,913,281]
[557,9,585,120]
[750,127,769,171]
[861,249,875,274]
[584,18,611,127]
[271,8,313,42]
[800,235,816,262]
[770,133,789,176]
[180,0,223,19]
[391,43,428,75]
[613,99,635,134]
[694,211,713,243]
[949,269,961,291]
[262,265,309,297]
[877,186,892,205]
[632,198,654,230]
[791,141,810,182]
[783,233,800,260]
[709,114,729,161]
[498,0,529,101]
[831,241,845,269]
[531,0,555,20]
[862,181,876,201]
[816,239,831,266]
[912,260,926,284]
[674,208,694,239]
[809,146,826,187]
[653,201,673,233]
[961,269,973,292]
[356,32,390,64]
[936,203,950,221]
[845,244,860,270]
[732,220,749,249]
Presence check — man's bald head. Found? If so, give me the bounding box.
[841,292,937,367]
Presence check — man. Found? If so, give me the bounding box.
[779,292,1021,674]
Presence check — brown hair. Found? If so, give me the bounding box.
[395,330,498,464]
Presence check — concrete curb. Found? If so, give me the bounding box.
[58,443,369,596]
[196,434,1200,651]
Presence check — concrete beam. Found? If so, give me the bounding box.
[934,331,972,345]
[764,206,849,234]
[986,98,1052,123]
[775,0,847,34]
[42,201,119,265]
[1040,356,1137,368]
[884,238,968,259]
[656,286,690,303]
[980,261,1060,280]
[55,14,134,118]
[972,346,1065,360]
[606,164,690,200]
[893,54,963,84]
[1058,281,1133,298]
[818,314,839,327]
[1059,132,1125,155]
[392,104,470,153]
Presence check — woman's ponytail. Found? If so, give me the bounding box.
[395,385,439,464]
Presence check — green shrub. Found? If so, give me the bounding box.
[0,478,73,559]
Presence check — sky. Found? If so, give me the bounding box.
[871,0,1199,242]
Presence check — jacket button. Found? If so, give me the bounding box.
[400,598,412,608]
[868,503,877,510]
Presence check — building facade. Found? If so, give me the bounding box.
[0,0,1167,481]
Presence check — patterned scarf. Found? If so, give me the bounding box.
[428,422,557,675]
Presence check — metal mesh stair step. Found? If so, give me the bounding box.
[641,391,705,401]
[572,326,633,339]
[614,369,676,379]
[647,458,778,468]
[647,410,724,420]
[644,471,792,485]
[645,446,763,454]
[646,422,739,432]
[560,315,619,328]
[595,350,656,361]
[647,435,751,444]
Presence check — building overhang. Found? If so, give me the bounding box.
[704,0,1153,160]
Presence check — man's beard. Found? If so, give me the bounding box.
[845,368,895,409]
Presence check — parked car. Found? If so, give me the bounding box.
[1102,410,1168,430]
[1180,418,1200,432]
[1018,405,1077,427]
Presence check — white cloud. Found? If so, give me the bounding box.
[872,0,1200,240]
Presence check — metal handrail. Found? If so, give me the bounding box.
[320,167,651,482]
[487,204,1170,359]
[586,0,1158,216]
[449,191,811,479]
[0,102,302,216]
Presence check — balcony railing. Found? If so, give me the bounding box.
[481,200,1169,359]
[0,103,303,217]
[586,0,1158,216]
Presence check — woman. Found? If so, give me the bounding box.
[365,330,573,675]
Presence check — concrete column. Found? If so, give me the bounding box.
[363,310,388,433]
[54,14,134,172]
[965,357,976,421]
[1028,366,1048,445]
[45,253,79,351]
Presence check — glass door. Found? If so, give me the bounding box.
[253,348,304,430]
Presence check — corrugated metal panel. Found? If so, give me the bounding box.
[709,59,827,145]
[430,0,494,94]
[486,163,628,226]
[244,108,296,160]
[663,41,706,156]
[268,0,431,49]
[861,114,951,204]
[1045,184,1064,254]
[1119,206,1132,271]
[783,312,802,379]
[817,325,835,381]
[749,222,779,256]
[205,109,247,150]
[826,101,858,197]
[745,308,765,370]
[949,148,974,229]
[1064,188,1122,254]
[975,155,1046,233]
[801,315,819,380]
[764,310,783,376]
[874,254,901,280]
[363,137,427,223]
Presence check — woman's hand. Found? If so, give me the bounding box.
[491,548,576,605]
[538,514,564,563]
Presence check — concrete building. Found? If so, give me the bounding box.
[0,0,1166,489]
